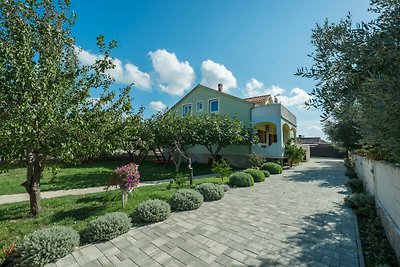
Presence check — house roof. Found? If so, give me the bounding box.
[244,94,272,103]
[298,137,322,145]
[169,84,254,111]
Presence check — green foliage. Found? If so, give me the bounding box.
[132,199,171,223]
[13,226,79,267]
[346,179,364,193]
[211,158,233,181]
[84,212,131,243]
[243,169,265,182]
[284,139,305,167]
[262,170,270,178]
[344,193,375,213]
[195,183,225,201]
[260,162,282,174]
[0,0,135,215]
[167,173,188,189]
[229,172,254,187]
[248,153,266,168]
[169,189,204,211]
[297,1,400,161]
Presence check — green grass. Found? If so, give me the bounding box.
[0,159,214,195]
[0,176,229,264]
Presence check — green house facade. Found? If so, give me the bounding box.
[169,84,297,166]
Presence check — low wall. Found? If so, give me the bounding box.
[353,155,400,261]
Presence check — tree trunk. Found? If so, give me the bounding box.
[22,152,43,216]
[188,158,193,185]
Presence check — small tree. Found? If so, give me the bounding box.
[211,158,232,182]
[284,139,305,167]
[0,0,133,215]
[193,114,258,163]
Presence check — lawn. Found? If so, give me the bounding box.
[0,176,229,264]
[0,158,215,195]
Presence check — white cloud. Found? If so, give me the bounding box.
[149,49,195,96]
[308,125,322,131]
[75,46,151,90]
[245,78,284,97]
[201,60,237,92]
[149,101,168,112]
[277,87,312,108]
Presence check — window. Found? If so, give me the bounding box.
[182,104,192,116]
[209,99,219,113]
[196,101,203,111]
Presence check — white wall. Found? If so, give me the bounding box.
[353,155,400,260]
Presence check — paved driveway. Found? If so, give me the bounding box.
[48,158,361,267]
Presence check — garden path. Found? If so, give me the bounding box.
[48,158,363,267]
[0,174,216,205]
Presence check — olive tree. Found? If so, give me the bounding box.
[0,0,133,215]
[297,0,400,162]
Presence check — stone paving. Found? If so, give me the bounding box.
[47,158,361,267]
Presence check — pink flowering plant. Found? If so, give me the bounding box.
[110,163,141,193]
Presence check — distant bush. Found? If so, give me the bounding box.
[243,169,265,182]
[262,170,270,178]
[346,179,364,193]
[344,193,375,209]
[13,226,79,267]
[169,189,203,211]
[132,199,171,223]
[167,173,188,189]
[248,153,266,168]
[229,172,254,187]
[195,183,224,201]
[260,162,282,174]
[85,212,131,243]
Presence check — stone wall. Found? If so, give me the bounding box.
[353,155,400,261]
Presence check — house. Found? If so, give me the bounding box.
[169,84,297,166]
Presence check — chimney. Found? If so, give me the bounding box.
[218,83,223,92]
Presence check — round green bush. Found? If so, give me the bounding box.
[229,172,254,187]
[85,212,131,243]
[262,170,270,177]
[260,162,282,174]
[243,169,265,182]
[169,189,204,211]
[13,226,79,267]
[132,199,171,223]
[195,183,225,201]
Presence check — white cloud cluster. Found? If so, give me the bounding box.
[149,49,195,96]
[149,101,168,112]
[277,87,312,108]
[75,46,151,90]
[201,60,237,92]
[245,78,284,97]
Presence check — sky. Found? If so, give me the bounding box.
[70,0,376,139]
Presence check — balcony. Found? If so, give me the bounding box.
[252,104,296,126]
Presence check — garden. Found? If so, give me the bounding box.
[0,157,284,266]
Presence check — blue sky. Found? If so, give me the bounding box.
[71,0,376,139]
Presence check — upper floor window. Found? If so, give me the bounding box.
[182,103,192,116]
[209,99,219,113]
[196,101,203,111]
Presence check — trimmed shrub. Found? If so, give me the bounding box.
[243,169,265,182]
[85,212,131,243]
[229,172,254,187]
[260,162,282,174]
[222,184,230,192]
[13,226,79,267]
[195,183,225,201]
[132,199,171,223]
[169,189,203,211]
[262,170,270,178]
